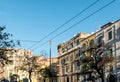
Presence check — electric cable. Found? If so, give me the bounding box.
[33,0,116,50]
[28,0,100,49]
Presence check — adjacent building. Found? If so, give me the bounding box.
[58,32,90,82]
[33,56,59,82]
[58,19,120,82]
[4,48,32,81]
[1,48,58,82]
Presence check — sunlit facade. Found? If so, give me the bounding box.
[33,56,59,82]
[79,33,96,81]
[58,32,89,82]
[4,49,32,81]
[58,19,120,82]
[95,20,120,82]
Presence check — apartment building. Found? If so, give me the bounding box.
[58,19,120,82]
[79,32,96,82]
[58,32,89,82]
[33,56,59,82]
[4,48,32,80]
[92,20,120,81]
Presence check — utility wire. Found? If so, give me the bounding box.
[13,39,39,43]
[33,0,116,50]
[28,0,100,49]
[51,0,116,40]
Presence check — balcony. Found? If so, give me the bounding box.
[60,45,81,55]
[74,65,80,73]
[80,55,94,64]
[73,57,80,63]
[65,61,69,65]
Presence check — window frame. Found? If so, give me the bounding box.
[107,30,112,40]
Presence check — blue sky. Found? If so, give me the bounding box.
[0,0,120,57]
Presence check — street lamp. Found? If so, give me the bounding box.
[49,40,52,82]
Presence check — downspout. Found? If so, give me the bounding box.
[113,24,117,82]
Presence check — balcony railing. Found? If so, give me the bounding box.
[60,45,81,55]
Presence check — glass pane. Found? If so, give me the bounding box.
[108,31,112,40]
[90,40,94,48]
[97,35,103,43]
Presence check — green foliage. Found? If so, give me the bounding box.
[0,26,13,48]
[39,67,50,77]
[0,26,20,67]
[80,41,115,82]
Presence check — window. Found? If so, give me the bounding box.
[71,76,73,82]
[82,43,87,50]
[81,53,86,61]
[70,55,73,61]
[75,62,80,71]
[81,65,86,72]
[75,53,80,58]
[62,68,65,75]
[57,60,60,64]
[90,50,93,56]
[90,39,94,48]
[108,31,112,40]
[61,58,65,65]
[69,43,73,49]
[75,39,79,46]
[66,66,69,73]
[71,65,73,72]
[117,28,120,39]
[105,49,112,55]
[66,56,69,61]
[62,48,64,53]
[97,35,103,43]
[64,47,68,52]
[71,43,73,48]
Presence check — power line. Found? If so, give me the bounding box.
[12,39,39,43]
[33,0,116,50]
[28,0,100,49]
[51,0,116,40]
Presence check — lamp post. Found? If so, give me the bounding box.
[49,40,52,82]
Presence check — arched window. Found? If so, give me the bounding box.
[107,74,116,82]
[90,39,94,48]
[75,39,80,46]
[81,53,86,61]
[67,77,69,82]
[82,43,87,50]
[97,35,103,44]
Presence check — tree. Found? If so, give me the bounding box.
[38,65,57,82]
[18,56,40,82]
[0,26,20,81]
[0,26,20,68]
[38,67,51,82]
[80,40,116,82]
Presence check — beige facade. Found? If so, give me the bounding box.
[2,49,58,82]
[58,19,120,82]
[58,32,89,82]
[33,56,59,82]
[4,48,32,80]
[34,56,58,72]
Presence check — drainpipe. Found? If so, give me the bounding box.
[113,25,117,82]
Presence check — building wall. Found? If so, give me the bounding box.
[58,32,89,82]
[114,20,120,81]
[4,49,32,80]
[95,20,120,81]
[58,19,120,82]
[33,56,59,82]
